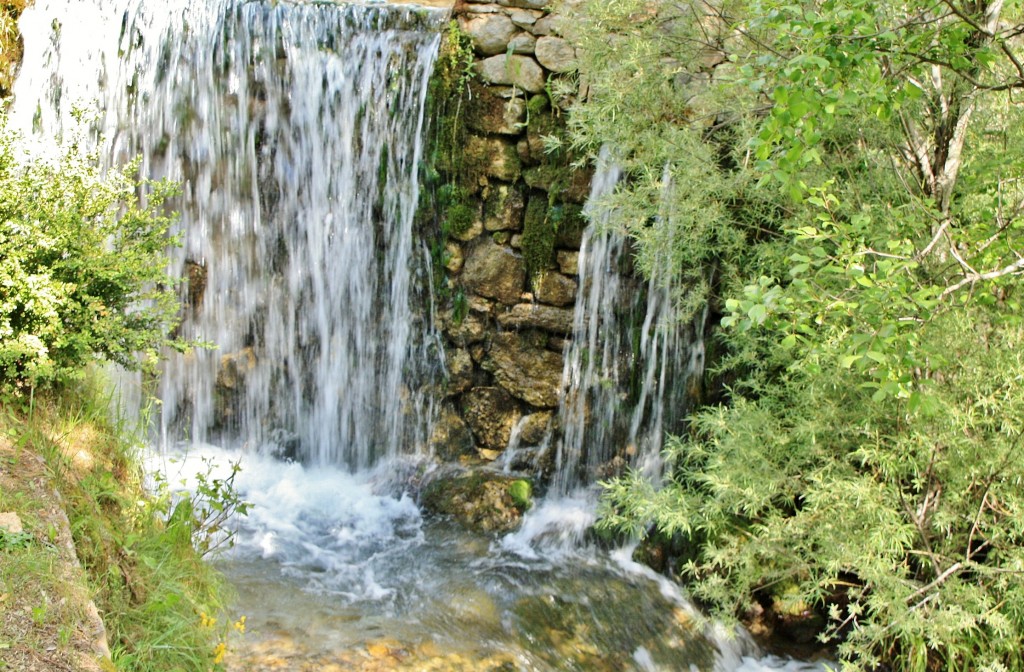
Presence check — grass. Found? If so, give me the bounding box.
[0,375,237,671]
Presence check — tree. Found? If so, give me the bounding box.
[562,0,1024,668]
[0,117,187,395]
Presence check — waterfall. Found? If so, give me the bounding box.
[12,0,447,469]
[552,153,708,494]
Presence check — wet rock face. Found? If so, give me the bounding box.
[517,411,552,445]
[461,386,521,451]
[483,333,563,408]
[531,271,577,306]
[460,238,526,305]
[496,303,573,334]
[430,406,476,460]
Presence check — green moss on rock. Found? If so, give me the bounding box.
[421,471,528,534]
[508,479,532,511]
[521,196,556,280]
[446,202,477,237]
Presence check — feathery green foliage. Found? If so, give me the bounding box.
[565,0,1024,668]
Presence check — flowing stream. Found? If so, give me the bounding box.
[13,1,825,669]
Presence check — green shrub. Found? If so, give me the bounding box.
[0,117,187,394]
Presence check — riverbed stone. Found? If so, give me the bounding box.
[535,36,577,73]
[497,303,574,334]
[475,54,546,93]
[533,271,577,306]
[462,386,521,450]
[460,13,517,56]
[461,238,526,305]
[483,332,563,407]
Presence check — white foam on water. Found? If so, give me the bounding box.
[499,491,598,561]
[149,446,423,602]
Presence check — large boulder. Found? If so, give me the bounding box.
[483,332,563,407]
[461,238,526,305]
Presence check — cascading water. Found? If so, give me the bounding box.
[12,1,825,669]
[549,152,707,495]
[12,0,444,468]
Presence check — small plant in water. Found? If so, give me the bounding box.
[154,456,251,558]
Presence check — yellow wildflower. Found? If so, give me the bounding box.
[213,641,227,664]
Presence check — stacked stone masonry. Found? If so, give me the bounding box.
[432,0,590,466]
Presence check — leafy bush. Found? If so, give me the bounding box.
[564,0,1024,668]
[0,116,186,394]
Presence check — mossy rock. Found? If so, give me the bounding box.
[521,196,556,279]
[421,471,528,534]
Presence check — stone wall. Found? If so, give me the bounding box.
[430,0,590,469]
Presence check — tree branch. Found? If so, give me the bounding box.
[940,255,1024,298]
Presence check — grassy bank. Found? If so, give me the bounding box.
[0,378,236,671]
